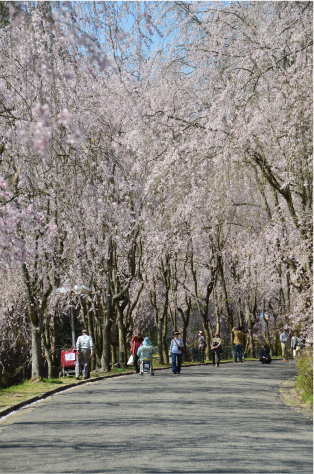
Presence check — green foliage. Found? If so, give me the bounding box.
[1,380,29,393]
[296,347,313,404]
[0,2,10,28]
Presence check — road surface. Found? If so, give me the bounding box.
[0,361,312,473]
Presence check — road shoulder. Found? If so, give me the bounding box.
[280,377,313,420]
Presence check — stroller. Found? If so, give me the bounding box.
[137,337,156,376]
[60,349,84,377]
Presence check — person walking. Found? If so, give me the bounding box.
[211,332,222,367]
[130,332,144,373]
[169,331,184,374]
[198,330,207,363]
[232,326,245,362]
[290,330,304,359]
[290,330,298,359]
[75,329,94,380]
[280,327,290,362]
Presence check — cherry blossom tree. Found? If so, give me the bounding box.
[0,1,312,382]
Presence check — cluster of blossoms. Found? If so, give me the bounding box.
[0,2,312,380]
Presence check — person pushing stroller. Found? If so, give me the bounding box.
[137,337,156,376]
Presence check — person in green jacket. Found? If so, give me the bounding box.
[137,337,156,375]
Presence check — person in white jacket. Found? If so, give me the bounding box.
[76,329,94,380]
[169,331,184,374]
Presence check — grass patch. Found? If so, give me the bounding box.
[281,377,313,419]
[295,347,313,409]
[0,377,83,411]
[42,378,62,384]
[0,379,67,411]
[300,391,313,406]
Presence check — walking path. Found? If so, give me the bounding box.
[0,361,312,473]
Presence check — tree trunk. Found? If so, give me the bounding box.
[237,298,244,328]
[101,321,111,372]
[162,313,169,364]
[101,247,114,372]
[272,314,280,356]
[52,314,58,377]
[213,288,222,334]
[218,256,234,345]
[190,249,217,362]
[46,350,53,379]
[203,326,211,361]
[157,318,163,364]
[177,295,191,362]
[262,299,271,355]
[245,291,257,358]
[31,323,42,380]
[22,263,52,381]
[70,306,76,349]
[87,311,95,370]
[247,322,255,358]
[118,320,127,368]
[94,324,102,368]
[111,345,117,365]
[264,317,271,355]
[215,308,221,335]
[182,325,187,361]
[150,287,169,365]
[42,320,53,379]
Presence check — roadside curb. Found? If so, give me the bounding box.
[0,358,264,419]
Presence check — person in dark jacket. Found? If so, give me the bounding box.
[130,332,144,373]
[198,331,207,363]
[260,345,271,364]
[211,333,222,367]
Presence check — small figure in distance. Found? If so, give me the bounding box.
[169,331,185,374]
[76,329,94,380]
[211,332,222,367]
[130,332,144,374]
[290,330,305,359]
[260,344,271,364]
[232,326,245,363]
[280,327,290,362]
[198,330,207,363]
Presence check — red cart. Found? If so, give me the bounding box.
[60,349,83,377]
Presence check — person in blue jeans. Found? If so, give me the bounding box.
[169,331,184,374]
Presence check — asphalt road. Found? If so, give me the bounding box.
[0,361,312,474]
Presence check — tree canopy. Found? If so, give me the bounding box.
[0,1,312,382]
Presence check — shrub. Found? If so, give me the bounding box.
[296,347,313,404]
